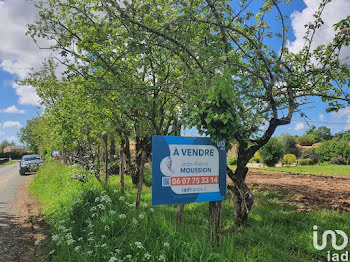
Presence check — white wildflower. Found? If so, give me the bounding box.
[126,254,132,259]
[67,239,74,245]
[49,250,55,255]
[97,204,106,210]
[78,237,83,241]
[119,196,125,201]
[102,235,106,238]
[139,213,145,219]
[88,237,94,241]
[95,197,100,202]
[74,246,81,251]
[115,248,120,253]
[144,253,151,260]
[51,235,59,241]
[134,241,143,248]
[158,254,166,261]
[149,208,154,212]
[142,203,148,208]
[109,257,118,262]
[119,214,126,219]
[87,251,93,255]
[101,243,107,248]
[34,239,41,245]
[65,233,72,239]
[109,210,116,215]
[113,189,117,193]
[163,242,170,247]
[105,225,110,231]
[132,218,138,225]
[90,206,97,212]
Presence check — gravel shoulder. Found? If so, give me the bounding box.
[0,174,48,262]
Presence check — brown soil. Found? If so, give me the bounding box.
[245,171,350,212]
[0,175,48,262]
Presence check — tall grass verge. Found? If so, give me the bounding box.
[30,161,350,261]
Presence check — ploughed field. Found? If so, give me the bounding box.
[244,171,350,212]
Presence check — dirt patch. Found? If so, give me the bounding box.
[0,175,48,262]
[245,172,350,212]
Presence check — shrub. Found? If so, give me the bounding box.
[316,139,350,164]
[296,136,315,146]
[227,157,237,165]
[282,154,296,165]
[259,138,285,167]
[250,152,262,163]
[309,153,319,165]
[331,155,347,165]
[298,158,313,165]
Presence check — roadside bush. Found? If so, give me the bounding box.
[298,158,313,165]
[331,155,347,165]
[316,139,350,164]
[259,138,284,167]
[227,157,237,165]
[282,154,296,166]
[296,136,315,146]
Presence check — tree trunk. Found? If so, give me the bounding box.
[102,132,108,183]
[110,138,116,160]
[227,165,254,226]
[120,144,125,194]
[136,150,146,209]
[209,201,222,246]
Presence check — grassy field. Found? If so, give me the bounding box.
[30,161,350,262]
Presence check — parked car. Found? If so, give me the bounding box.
[19,154,44,175]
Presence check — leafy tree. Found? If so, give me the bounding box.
[0,140,15,153]
[278,133,300,158]
[316,139,350,164]
[27,0,350,225]
[305,125,332,142]
[259,138,284,167]
[341,133,350,142]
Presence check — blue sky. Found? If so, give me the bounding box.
[0,0,350,144]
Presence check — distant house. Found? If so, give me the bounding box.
[3,145,25,153]
[296,143,321,150]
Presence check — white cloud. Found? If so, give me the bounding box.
[1,105,25,114]
[0,131,4,136]
[0,0,51,106]
[319,114,324,121]
[294,122,305,131]
[3,121,22,129]
[287,0,350,60]
[332,107,350,130]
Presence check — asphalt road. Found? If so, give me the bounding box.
[0,162,22,223]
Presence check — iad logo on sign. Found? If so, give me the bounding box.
[313,225,349,261]
[152,136,226,205]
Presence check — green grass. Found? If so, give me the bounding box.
[262,165,350,176]
[30,161,350,262]
[0,160,16,166]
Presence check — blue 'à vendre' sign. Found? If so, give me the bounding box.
[152,135,226,205]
